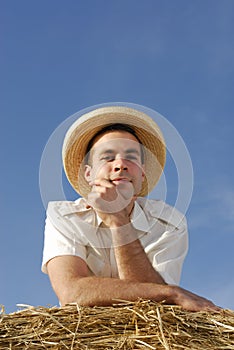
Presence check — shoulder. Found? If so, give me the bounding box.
[136,197,187,230]
[46,197,94,232]
[47,197,87,217]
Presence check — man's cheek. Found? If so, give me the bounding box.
[91,165,105,179]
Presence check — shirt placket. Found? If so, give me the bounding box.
[98,225,113,277]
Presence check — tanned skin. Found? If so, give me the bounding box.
[47,131,220,312]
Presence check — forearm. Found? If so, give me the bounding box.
[48,257,219,312]
[59,276,173,307]
[112,225,165,284]
[58,276,220,312]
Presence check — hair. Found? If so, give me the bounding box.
[85,123,145,164]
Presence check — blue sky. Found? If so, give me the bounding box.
[1,0,234,313]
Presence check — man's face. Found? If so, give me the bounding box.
[84,131,145,196]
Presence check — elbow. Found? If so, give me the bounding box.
[58,287,84,307]
[57,287,77,306]
[59,293,78,307]
[59,294,92,307]
[56,279,93,307]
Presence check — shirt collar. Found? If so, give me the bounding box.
[130,200,151,232]
[136,197,185,229]
[57,197,184,231]
[95,200,150,232]
[59,197,151,232]
[59,198,90,216]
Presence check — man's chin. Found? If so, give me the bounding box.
[115,182,135,200]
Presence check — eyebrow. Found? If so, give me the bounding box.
[125,148,141,155]
[99,148,141,156]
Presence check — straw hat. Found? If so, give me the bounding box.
[62,106,166,197]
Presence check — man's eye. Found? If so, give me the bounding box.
[126,155,137,160]
[101,156,114,161]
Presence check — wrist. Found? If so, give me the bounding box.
[109,216,131,228]
[168,285,180,304]
[111,222,139,247]
[99,212,131,229]
[161,285,179,305]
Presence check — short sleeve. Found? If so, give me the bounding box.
[41,202,87,274]
[145,218,188,285]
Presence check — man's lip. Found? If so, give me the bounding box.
[111,178,131,182]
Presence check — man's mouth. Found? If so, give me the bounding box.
[111,177,132,184]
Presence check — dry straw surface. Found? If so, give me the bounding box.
[0,300,234,349]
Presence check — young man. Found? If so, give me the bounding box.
[42,106,219,312]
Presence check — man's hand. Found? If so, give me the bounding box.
[86,178,135,226]
[172,286,221,312]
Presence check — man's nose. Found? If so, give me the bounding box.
[113,157,128,171]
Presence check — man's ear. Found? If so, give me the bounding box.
[84,165,92,183]
[141,164,146,180]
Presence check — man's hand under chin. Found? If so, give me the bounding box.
[87,177,136,216]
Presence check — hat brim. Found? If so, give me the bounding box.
[62,106,166,197]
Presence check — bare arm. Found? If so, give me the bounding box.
[87,179,165,284]
[47,255,220,312]
[111,223,165,283]
[46,179,219,312]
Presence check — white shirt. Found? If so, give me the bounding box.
[42,197,188,285]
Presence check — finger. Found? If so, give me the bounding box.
[205,303,222,313]
[91,186,116,196]
[89,179,114,188]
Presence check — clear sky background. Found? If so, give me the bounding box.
[1,0,234,313]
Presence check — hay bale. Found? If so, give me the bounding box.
[0,300,233,349]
